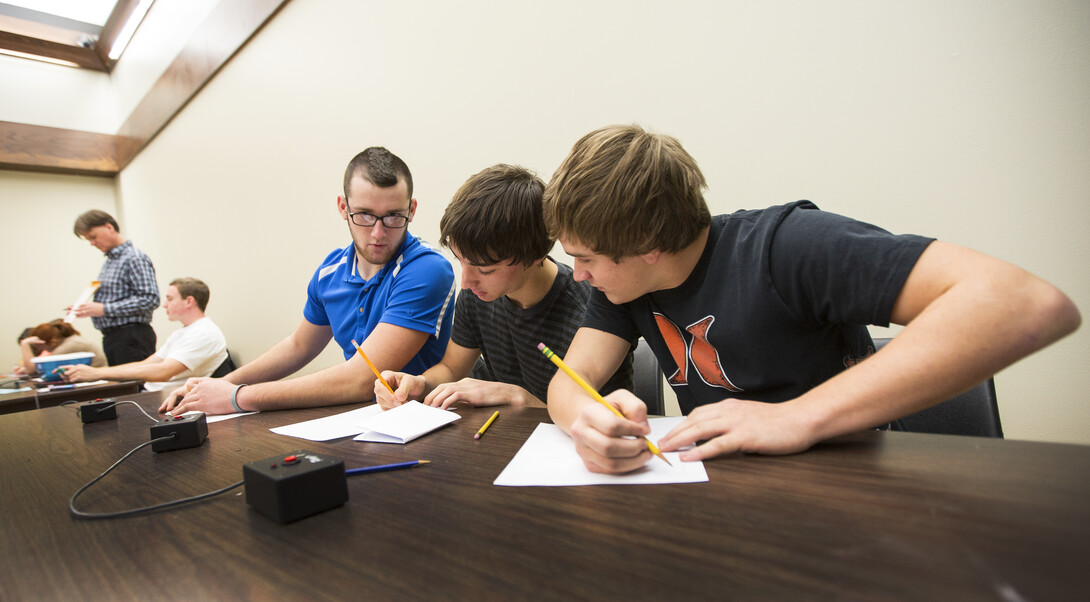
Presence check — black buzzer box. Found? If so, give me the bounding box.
[243,450,348,524]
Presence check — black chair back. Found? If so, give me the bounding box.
[633,338,665,416]
[211,351,237,379]
[873,337,1003,438]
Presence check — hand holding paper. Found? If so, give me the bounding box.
[65,281,100,323]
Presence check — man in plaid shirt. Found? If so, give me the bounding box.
[71,210,160,365]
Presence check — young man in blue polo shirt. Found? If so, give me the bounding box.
[161,147,456,415]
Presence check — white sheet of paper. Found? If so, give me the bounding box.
[269,405,384,441]
[353,401,460,444]
[41,379,111,390]
[181,410,255,424]
[493,416,708,487]
[65,283,99,324]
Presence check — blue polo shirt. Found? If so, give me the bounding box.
[304,232,456,376]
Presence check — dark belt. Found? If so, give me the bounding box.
[100,323,150,334]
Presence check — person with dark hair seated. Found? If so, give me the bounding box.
[375,164,632,411]
[15,320,106,376]
[159,147,456,416]
[542,124,1080,475]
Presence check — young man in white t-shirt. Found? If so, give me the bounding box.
[60,278,228,391]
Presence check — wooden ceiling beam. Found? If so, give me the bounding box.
[116,0,289,170]
[0,121,119,176]
[0,30,106,71]
[0,0,291,177]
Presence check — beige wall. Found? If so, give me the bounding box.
[0,171,118,358]
[2,0,1087,444]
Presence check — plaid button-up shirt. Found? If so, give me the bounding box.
[92,240,159,330]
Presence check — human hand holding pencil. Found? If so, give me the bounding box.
[538,343,671,467]
[373,370,427,410]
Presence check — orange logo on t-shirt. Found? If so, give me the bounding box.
[654,313,742,392]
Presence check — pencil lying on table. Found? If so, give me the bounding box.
[537,343,671,466]
[345,460,429,476]
[351,338,395,396]
[475,410,499,440]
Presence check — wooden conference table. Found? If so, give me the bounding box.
[1,391,1087,600]
[0,378,142,415]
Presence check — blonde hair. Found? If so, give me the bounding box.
[543,124,710,260]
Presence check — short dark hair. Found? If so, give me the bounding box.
[170,277,211,312]
[342,147,413,200]
[440,165,551,267]
[73,210,119,237]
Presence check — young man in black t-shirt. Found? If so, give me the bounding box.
[542,124,1080,475]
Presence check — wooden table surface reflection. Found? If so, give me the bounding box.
[0,379,142,414]
[1,391,1087,600]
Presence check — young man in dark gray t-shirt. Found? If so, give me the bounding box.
[375,164,632,410]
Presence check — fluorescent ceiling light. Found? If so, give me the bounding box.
[107,0,151,60]
[0,47,80,67]
[3,0,116,27]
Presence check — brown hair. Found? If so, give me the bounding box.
[73,210,119,237]
[343,147,413,200]
[439,164,551,267]
[29,320,80,350]
[543,124,710,261]
[170,277,211,312]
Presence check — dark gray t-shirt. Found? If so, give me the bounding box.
[453,259,633,402]
[583,201,933,414]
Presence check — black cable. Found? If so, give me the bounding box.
[65,399,166,422]
[69,434,244,520]
[97,399,163,423]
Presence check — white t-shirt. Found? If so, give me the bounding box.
[144,317,228,392]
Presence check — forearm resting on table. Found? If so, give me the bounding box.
[225,327,329,386]
[97,359,184,383]
[498,383,544,407]
[235,361,375,411]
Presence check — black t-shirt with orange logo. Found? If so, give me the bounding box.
[583,201,933,414]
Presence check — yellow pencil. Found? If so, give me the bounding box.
[351,338,395,396]
[537,343,671,466]
[474,410,499,440]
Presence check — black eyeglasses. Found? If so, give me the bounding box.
[347,210,410,229]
